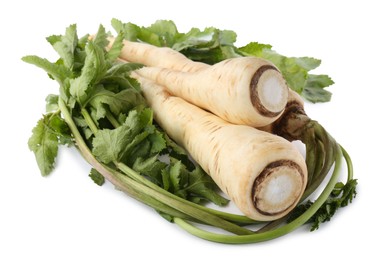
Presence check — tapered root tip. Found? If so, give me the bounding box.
[250,65,289,118]
[252,160,305,216]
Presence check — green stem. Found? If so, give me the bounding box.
[312,123,334,179]
[81,108,99,134]
[312,139,325,183]
[341,146,354,180]
[105,110,121,128]
[254,215,287,233]
[301,123,336,200]
[116,171,253,235]
[303,128,317,185]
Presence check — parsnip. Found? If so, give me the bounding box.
[105,37,289,127]
[259,88,305,135]
[134,57,289,127]
[107,36,209,72]
[134,74,307,221]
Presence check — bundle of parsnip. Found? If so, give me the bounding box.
[126,54,309,220]
[24,20,357,244]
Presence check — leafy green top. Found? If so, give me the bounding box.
[23,24,228,207]
[288,179,358,231]
[24,20,355,238]
[112,19,333,103]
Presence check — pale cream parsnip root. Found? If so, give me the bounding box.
[106,36,209,72]
[134,57,289,127]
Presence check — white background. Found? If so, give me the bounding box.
[1,0,389,258]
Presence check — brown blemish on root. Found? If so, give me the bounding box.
[213,149,221,174]
[272,101,309,141]
[250,65,283,117]
[208,125,223,134]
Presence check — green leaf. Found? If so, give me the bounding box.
[46,35,62,45]
[161,167,171,191]
[332,179,358,207]
[132,154,158,171]
[218,29,237,46]
[119,19,181,47]
[251,47,310,93]
[92,126,133,164]
[111,18,124,35]
[172,27,214,51]
[175,27,238,64]
[22,55,71,84]
[124,107,153,130]
[294,57,321,71]
[106,31,124,62]
[69,42,107,105]
[28,113,70,176]
[111,18,140,42]
[48,114,72,145]
[73,42,87,72]
[125,139,151,165]
[89,168,105,186]
[45,94,59,112]
[101,75,134,91]
[288,178,358,231]
[93,25,109,49]
[106,62,143,77]
[302,74,334,103]
[123,131,151,158]
[147,20,179,47]
[186,167,229,206]
[49,24,78,70]
[28,115,58,176]
[164,133,187,156]
[60,79,76,109]
[73,116,94,140]
[132,155,167,184]
[237,41,272,56]
[148,131,166,154]
[88,86,145,120]
[169,160,183,192]
[92,108,154,164]
[139,107,154,126]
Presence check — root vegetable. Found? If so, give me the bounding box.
[106,36,209,72]
[133,57,289,127]
[104,37,289,127]
[134,74,307,221]
[259,88,305,135]
[25,21,357,242]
